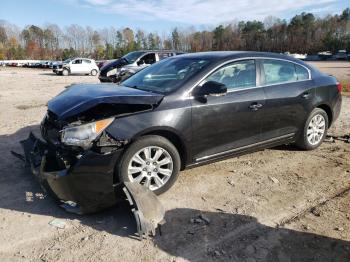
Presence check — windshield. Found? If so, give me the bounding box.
[122,51,146,64]
[63,58,72,63]
[122,57,211,94]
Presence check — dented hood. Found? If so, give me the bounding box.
[48,84,164,120]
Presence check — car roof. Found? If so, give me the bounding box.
[73,58,95,60]
[172,51,312,69]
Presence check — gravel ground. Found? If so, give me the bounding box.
[0,64,349,262]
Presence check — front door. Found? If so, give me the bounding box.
[70,59,82,74]
[191,59,266,161]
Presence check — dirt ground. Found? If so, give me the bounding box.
[0,62,349,262]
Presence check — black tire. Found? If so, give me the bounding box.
[62,69,69,76]
[118,135,181,195]
[91,69,98,76]
[296,108,329,150]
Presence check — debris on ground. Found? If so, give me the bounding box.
[326,134,350,143]
[48,219,66,229]
[303,225,310,230]
[122,182,165,239]
[227,180,235,186]
[334,226,344,231]
[81,236,89,241]
[324,136,335,143]
[190,214,211,225]
[199,214,210,224]
[268,176,280,184]
[310,207,321,217]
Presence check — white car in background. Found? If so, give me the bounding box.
[53,58,99,76]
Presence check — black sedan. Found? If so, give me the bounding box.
[21,51,342,214]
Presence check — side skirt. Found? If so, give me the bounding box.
[187,133,295,169]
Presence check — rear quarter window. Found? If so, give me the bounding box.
[295,64,309,80]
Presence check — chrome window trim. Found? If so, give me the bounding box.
[184,56,312,98]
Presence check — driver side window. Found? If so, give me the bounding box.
[206,60,256,91]
[72,59,82,64]
[140,53,156,65]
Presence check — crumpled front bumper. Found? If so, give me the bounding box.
[19,132,166,237]
[21,132,121,214]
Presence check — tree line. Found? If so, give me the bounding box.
[0,8,349,61]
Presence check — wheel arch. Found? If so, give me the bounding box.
[316,103,333,127]
[136,128,188,170]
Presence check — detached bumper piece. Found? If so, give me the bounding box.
[16,132,166,238]
[123,182,165,238]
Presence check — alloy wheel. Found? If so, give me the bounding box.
[307,114,326,146]
[127,146,173,191]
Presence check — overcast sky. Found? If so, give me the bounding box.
[0,0,349,31]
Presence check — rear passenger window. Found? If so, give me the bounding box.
[295,64,309,80]
[206,60,256,91]
[262,60,297,85]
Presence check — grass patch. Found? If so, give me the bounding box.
[340,79,350,92]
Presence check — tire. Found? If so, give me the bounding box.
[91,69,98,76]
[296,108,329,150]
[118,135,181,195]
[62,69,69,76]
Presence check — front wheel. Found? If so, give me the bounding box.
[296,108,328,150]
[62,69,69,76]
[91,69,98,76]
[118,135,181,195]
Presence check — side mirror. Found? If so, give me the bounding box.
[194,81,227,97]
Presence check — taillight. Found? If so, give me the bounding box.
[336,82,342,93]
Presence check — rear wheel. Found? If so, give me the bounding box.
[91,69,98,76]
[296,108,328,150]
[118,135,181,195]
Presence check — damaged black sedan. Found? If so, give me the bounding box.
[20,51,342,216]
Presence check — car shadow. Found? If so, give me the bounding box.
[270,144,303,151]
[154,208,350,261]
[1,125,349,261]
[38,73,61,76]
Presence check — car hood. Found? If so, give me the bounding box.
[100,58,128,74]
[48,84,164,120]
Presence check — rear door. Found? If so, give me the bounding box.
[82,59,92,73]
[191,59,266,161]
[258,59,314,141]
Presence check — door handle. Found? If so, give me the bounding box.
[249,103,263,111]
[301,92,310,99]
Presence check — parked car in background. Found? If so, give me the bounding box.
[318,51,333,60]
[284,52,307,60]
[96,60,113,69]
[53,58,99,76]
[98,50,185,83]
[335,50,348,60]
[22,51,342,214]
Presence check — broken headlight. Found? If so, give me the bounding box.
[61,118,114,149]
